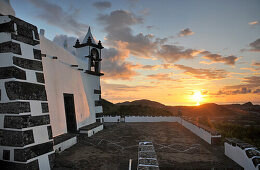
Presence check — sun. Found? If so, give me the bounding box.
[193,91,203,106]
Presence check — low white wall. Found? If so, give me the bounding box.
[103,116,220,145]
[103,116,121,122]
[180,119,217,144]
[125,116,181,122]
[225,142,259,170]
[53,136,77,153]
[87,124,104,137]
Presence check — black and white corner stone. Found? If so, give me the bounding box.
[5,81,47,101]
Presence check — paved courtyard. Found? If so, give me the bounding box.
[53,122,242,170]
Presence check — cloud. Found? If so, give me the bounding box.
[200,51,238,65]
[146,25,153,30]
[27,0,88,37]
[248,21,259,25]
[178,28,194,37]
[156,45,200,63]
[52,34,137,80]
[217,87,252,95]
[252,62,260,66]
[174,64,228,79]
[249,38,260,52]
[101,46,138,80]
[53,34,79,54]
[216,76,260,95]
[147,73,176,81]
[138,65,161,70]
[93,1,111,10]
[98,10,159,58]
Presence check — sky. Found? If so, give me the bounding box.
[10,0,260,105]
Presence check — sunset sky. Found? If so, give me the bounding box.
[12,0,260,105]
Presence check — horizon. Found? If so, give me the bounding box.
[11,0,260,105]
[105,98,260,106]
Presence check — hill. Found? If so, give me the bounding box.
[116,99,165,108]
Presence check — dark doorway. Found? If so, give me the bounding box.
[63,93,77,133]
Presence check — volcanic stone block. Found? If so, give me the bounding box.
[13,56,43,71]
[4,115,50,129]
[14,141,53,162]
[0,21,15,32]
[0,66,26,80]
[0,41,21,55]
[95,100,102,106]
[3,150,10,160]
[36,72,45,83]
[41,102,49,113]
[0,129,34,147]
[33,49,41,60]
[0,160,39,170]
[48,153,55,169]
[16,24,33,39]
[11,34,39,46]
[47,126,53,140]
[0,102,30,114]
[94,89,101,94]
[96,112,103,118]
[5,81,47,101]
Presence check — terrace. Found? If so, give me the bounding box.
[53,122,242,170]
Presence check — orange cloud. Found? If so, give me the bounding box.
[174,64,228,80]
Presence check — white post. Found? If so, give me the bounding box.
[129,159,132,170]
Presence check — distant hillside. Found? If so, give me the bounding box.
[116,99,165,108]
[101,99,173,116]
[101,99,260,125]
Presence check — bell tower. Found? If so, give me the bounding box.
[74,27,104,76]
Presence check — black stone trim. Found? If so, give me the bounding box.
[13,56,43,71]
[0,41,21,55]
[0,66,26,80]
[0,21,15,33]
[85,70,104,76]
[0,102,30,114]
[79,122,102,131]
[95,100,102,106]
[47,126,53,139]
[94,89,101,94]
[33,49,42,60]
[0,129,34,147]
[41,102,49,113]
[4,115,50,129]
[53,133,77,145]
[74,41,104,49]
[36,72,45,83]
[0,159,39,170]
[52,56,57,59]
[11,34,40,46]
[96,112,103,118]
[71,65,78,67]
[5,81,47,101]
[48,153,55,169]
[3,150,10,160]
[78,68,83,71]
[14,141,53,162]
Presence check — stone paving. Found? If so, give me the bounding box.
[53,122,242,170]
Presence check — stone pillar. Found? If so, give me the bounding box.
[0,15,54,169]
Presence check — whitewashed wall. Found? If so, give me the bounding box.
[40,36,99,137]
[225,142,259,170]
[125,116,181,122]
[179,119,219,144]
[103,116,121,122]
[103,116,220,145]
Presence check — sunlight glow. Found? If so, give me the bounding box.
[193,91,203,106]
